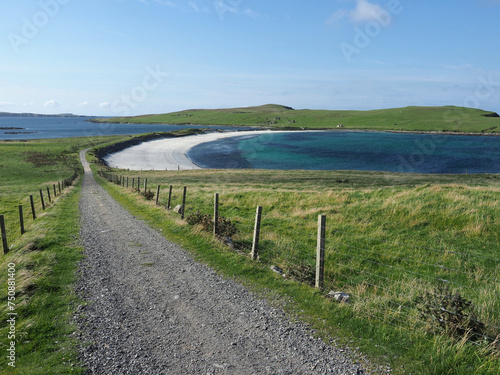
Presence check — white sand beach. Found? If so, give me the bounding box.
[104,130,291,171]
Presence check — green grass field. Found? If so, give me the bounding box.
[0,136,130,246]
[92,158,500,374]
[93,104,500,133]
[0,135,131,374]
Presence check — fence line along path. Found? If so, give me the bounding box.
[76,150,374,374]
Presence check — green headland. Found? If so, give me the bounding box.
[93,104,500,134]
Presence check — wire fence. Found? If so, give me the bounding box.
[0,170,79,254]
[100,171,500,348]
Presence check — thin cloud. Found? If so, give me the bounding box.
[78,101,91,108]
[188,0,200,12]
[97,27,133,39]
[243,8,265,20]
[44,100,59,108]
[326,0,390,26]
[326,9,348,28]
[350,0,385,23]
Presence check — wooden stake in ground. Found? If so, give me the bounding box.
[181,186,187,219]
[0,215,8,254]
[251,206,263,260]
[316,215,326,290]
[39,189,45,210]
[214,193,219,237]
[30,195,36,220]
[19,205,25,235]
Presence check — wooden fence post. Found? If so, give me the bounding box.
[127,177,129,188]
[181,186,187,219]
[156,185,161,205]
[137,177,140,192]
[132,177,135,189]
[58,182,61,194]
[39,189,45,210]
[30,195,36,220]
[144,178,148,192]
[0,215,8,254]
[47,186,52,203]
[19,205,25,235]
[316,215,326,290]
[167,185,173,209]
[53,184,57,197]
[251,206,263,260]
[213,193,219,236]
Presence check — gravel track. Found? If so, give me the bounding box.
[75,150,374,374]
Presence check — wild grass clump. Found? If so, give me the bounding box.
[416,286,488,342]
[186,211,238,238]
[141,190,155,201]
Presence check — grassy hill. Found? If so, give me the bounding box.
[94,104,500,133]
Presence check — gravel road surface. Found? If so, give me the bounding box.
[75,150,375,374]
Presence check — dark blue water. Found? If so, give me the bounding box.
[187,131,500,173]
[0,117,223,140]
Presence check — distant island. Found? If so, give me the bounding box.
[0,112,87,118]
[92,104,500,134]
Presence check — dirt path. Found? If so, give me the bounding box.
[75,150,370,374]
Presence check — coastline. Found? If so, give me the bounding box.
[92,120,500,137]
[103,128,500,171]
[103,130,302,171]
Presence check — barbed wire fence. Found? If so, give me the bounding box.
[99,171,500,349]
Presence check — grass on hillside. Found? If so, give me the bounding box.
[92,157,500,375]
[94,104,500,134]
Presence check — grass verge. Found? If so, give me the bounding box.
[0,180,84,374]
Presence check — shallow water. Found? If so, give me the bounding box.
[187,131,500,173]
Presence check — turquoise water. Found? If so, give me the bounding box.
[187,131,500,173]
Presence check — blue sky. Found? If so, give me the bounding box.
[1,0,499,116]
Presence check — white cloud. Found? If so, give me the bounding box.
[350,0,385,23]
[326,0,390,26]
[44,100,59,108]
[99,102,110,108]
[78,101,90,108]
[0,101,15,107]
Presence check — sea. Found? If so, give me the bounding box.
[1,117,499,173]
[187,131,500,174]
[0,116,214,140]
